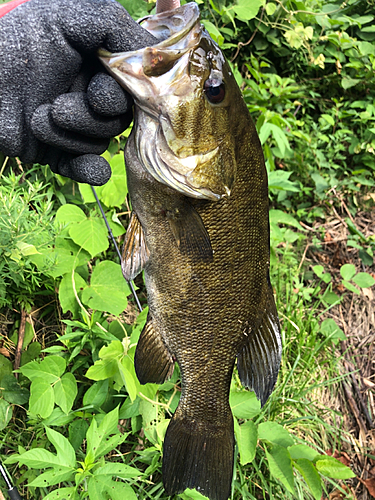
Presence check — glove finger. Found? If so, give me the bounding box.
[44,148,112,186]
[87,73,133,117]
[31,104,109,155]
[52,92,132,138]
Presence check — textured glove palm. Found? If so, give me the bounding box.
[0,0,157,185]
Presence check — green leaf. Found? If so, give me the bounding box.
[55,204,86,225]
[258,422,294,447]
[0,374,29,404]
[29,378,55,418]
[43,487,76,500]
[179,489,210,500]
[342,280,361,294]
[59,271,87,318]
[83,379,109,407]
[119,350,141,401]
[265,444,295,493]
[86,341,124,382]
[233,0,262,20]
[288,444,319,461]
[294,458,322,500]
[268,171,300,192]
[321,114,335,126]
[201,20,224,46]
[53,373,77,415]
[342,77,361,89]
[315,456,355,479]
[97,154,128,208]
[88,475,137,500]
[0,354,14,381]
[265,2,277,15]
[320,319,346,343]
[229,390,261,419]
[69,218,109,257]
[0,399,12,430]
[340,263,356,280]
[69,419,89,451]
[19,355,66,383]
[46,427,76,468]
[81,261,131,316]
[269,210,302,229]
[28,467,75,487]
[345,218,367,241]
[234,419,257,465]
[352,272,375,288]
[94,462,141,479]
[11,448,67,469]
[86,407,121,461]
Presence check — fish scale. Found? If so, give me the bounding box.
[99,4,282,500]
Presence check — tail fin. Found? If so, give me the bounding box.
[162,411,234,500]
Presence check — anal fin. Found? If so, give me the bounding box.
[167,199,213,262]
[135,316,174,385]
[121,211,150,282]
[237,284,282,406]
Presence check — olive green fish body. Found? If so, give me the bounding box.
[99,6,281,500]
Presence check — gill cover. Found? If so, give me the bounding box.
[98,3,236,200]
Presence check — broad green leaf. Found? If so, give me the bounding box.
[98,153,128,208]
[265,2,277,15]
[94,462,141,479]
[83,379,109,407]
[315,456,355,479]
[288,444,319,461]
[16,241,40,256]
[258,422,294,447]
[340,263,356,280]
[69,419,89,451]
[234,419,257,465]
[43,487,76,500]
[43,407,76,427]
[321,114,335,126]
[268,171,300,192]
[86,356,118,381]
[55,205,86,225]
[0,354,13,380]
[342,77,361,89]
[294,458,322,500]
[11,448,68,469]
[88,475,137,500]
[69,218,109,257]
[81,261,131,316]
[320,319,346,343]
[312,265,331,284]
[53,373,77,414]
[0,399,12,430]
[269,210,302,229]
[342,280,361,294]
[265,444,295,493]
[29,378,55,418]
[86,407,121,461]
[19,355,66,383]
[201,20,224,45]
[233,0,262,20]
[229,390,261,419]
[352,272,375,288]
[28,466,75,487]
[179,490,210,500]
[119,350,141,401]
[0,374,29,404]
[59,271,87,318]
[46,427,76,468]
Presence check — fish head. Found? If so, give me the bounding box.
[99,3,246,200]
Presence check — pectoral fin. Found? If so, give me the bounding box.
[135,316,175,384]
[167,200,213,262]
[237,284,282,407]
[121,211,150,281]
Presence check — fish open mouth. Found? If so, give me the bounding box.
[99,3,232,200]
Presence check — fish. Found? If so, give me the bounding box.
[98,4,282,500]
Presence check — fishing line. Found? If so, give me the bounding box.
[0,461,22,500]
[91,186,142,312]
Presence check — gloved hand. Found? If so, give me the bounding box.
[0,0,157,185]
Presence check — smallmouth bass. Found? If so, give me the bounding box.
[99,5,282,500]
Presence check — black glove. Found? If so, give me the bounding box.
[0,0,157,185]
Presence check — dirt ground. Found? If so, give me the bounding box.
[304,207,375,500]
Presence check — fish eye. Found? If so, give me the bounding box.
[204,78,225,104]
